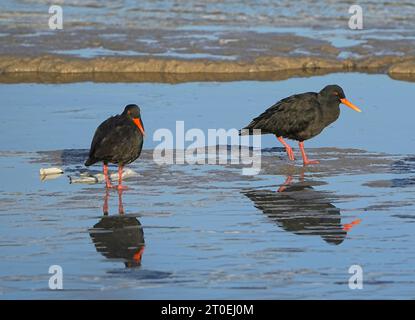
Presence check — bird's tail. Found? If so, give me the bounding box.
[239,122,266,135]
[84,157,96,166]
[239,127,255,136]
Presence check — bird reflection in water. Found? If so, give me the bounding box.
[89,189,145,268]
[243,173,361,245]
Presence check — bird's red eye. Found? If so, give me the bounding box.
[333,92,338,96]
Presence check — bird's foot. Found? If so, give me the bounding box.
[285,147,295,161]
[112,184,129,190]
[105,182,114,189]
[303,159,319,166]
[105,183,128,190]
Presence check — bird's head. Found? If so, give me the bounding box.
[123,104,145,136]
[319,85,361,112]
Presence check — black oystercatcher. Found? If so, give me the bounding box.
[85,104,145,189]
[241,85,361,165]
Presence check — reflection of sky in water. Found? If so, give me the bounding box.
[7,26,415,62]
[54,47,141,58]
[1,146,415,298]
[53,47,237,60]
[178,26,369,48]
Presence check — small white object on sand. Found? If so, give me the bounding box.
[68,168,139,184]
[40,167,64,176]
[40,173,63,182]
[39,167,64,180]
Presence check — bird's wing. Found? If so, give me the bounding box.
[88,116,116,158]
[88,116,134,160]
[244,93,321,136]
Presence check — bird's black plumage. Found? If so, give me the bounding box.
[85,104,144,167]
[241,85,346,141]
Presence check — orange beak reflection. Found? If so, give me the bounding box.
[133,118,145,136]
[340,98,362,113]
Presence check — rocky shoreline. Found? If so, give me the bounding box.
[0,54,414,83]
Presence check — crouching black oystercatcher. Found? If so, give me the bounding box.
[240,85,361,165]
[85,104,145,189]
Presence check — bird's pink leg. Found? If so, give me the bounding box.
[115,165,128,190]
[103,163,113,189]
[277,136,295,161]
[299,141,319,166]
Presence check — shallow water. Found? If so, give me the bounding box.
[1,73,415,299]
[0,73,414,154]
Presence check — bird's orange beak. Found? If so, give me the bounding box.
[340,98,362,112]
[133,118,145,136]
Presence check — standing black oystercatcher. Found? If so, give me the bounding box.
[85,104,145,189]
[241,85,361,165]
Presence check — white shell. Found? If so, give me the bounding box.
[39,167,64,176]
[69,176,99,184]
[68,168,139,184]
[40,173,63,182]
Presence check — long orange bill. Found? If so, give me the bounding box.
[340,98,362,112]
[133,118,145,136]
